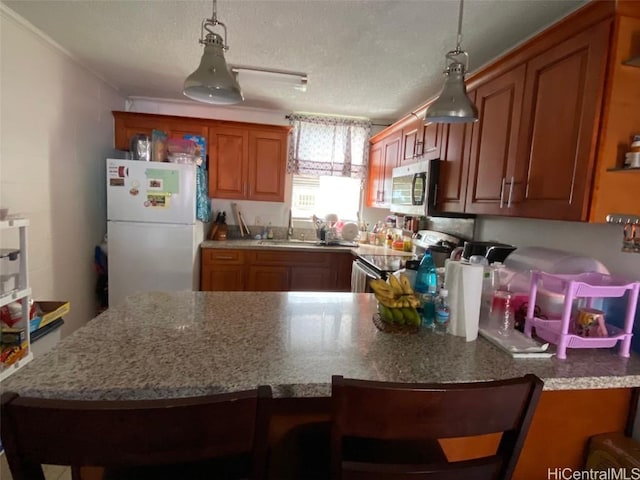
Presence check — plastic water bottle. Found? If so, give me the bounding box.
[435,289,450,335]
[414,251,437,328]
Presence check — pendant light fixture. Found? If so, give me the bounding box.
[183,0,243,105]
[425,0,478,123]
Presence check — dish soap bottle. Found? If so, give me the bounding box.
[267,223,274,240]
[414,250,437,328]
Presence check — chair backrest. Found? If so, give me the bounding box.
[330,374,543,480]
[1,386,272,480]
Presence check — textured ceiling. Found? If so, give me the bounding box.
[3,0,587,124]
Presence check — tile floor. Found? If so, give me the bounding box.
[0,455,71,479]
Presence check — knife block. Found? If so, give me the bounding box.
[212,224,228,241]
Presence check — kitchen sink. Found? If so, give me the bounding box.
[257,239,358,248]
[257,239,319,246]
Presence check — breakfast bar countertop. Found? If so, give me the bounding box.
[4,291,640,401]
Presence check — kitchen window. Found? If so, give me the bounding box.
[287,113,371,222]
[291,175,361,221]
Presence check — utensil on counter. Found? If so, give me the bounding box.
[231,203,244,237]
[238,209,251,236]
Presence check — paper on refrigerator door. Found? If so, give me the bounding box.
[445,261,484,341]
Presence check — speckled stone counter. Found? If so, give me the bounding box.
[200,239,415,257]
[4,291,640,401]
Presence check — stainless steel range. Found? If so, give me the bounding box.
[350,229,464,293]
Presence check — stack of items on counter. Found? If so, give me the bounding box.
[359,215,423,249]
[0,300,69,368]
[374,241,635,359]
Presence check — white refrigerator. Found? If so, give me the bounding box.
[106,159,205,308]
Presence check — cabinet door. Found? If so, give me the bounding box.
[437,109,474,213]
[465,64,526,215]
[512,20,610,220]
[380,131,401,206]
[422,122,443,160]
[208,127,249,199]
[366,143,383,206]
[400,126,420,165]
[248,129,287,202]
[290,267,336,291]
[201,265,245,291]
[246,266,290,291]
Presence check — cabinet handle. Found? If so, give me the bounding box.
[433,184,438,207]
[425,147,437,153]
[499,177,506,208]
[215,255,235,260]
[507,176,514,208]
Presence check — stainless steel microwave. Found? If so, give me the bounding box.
[390,159,440,217]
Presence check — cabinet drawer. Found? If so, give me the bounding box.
[202,249,245,265]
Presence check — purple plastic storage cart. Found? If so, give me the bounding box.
[524,271,640,360]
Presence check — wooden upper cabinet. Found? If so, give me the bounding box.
[209,126,288,201]
[381,131,401,206]
[208,126,249,200]
[366,130,400,207]
[400,125,420,165]
[248,129,287,201]
[512,20,611,221]
[366,143,383,207]
[113,112,288,203]
[465,64,526,215]
[437,94,475,213]
[422,122,443,160]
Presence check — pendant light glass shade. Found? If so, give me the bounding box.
[425,62,477,123]
[183,33,243,105]
[425,0,478,124]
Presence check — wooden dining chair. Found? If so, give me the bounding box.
[330,374,543,480]
[1,386,272,480]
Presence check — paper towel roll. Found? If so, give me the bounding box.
[445,261,484,341]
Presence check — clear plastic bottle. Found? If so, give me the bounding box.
[414,251,437,328]
[435,289,450,335]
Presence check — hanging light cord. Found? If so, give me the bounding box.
[455,0,464,54]
[444,0,469,72]
[200,0,229,50]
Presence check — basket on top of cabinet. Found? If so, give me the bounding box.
[524,271,640,360]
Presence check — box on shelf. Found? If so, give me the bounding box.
[30,301,70,333]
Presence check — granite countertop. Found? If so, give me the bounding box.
[4,291,640,401]
[201,239,415,257]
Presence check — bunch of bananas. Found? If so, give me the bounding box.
[369,274,421,326]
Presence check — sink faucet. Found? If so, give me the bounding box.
[287,209,294,240]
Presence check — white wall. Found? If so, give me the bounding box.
[0,6,125,336]
[475,216,640,279]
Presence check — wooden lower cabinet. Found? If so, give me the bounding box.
[201,248,353,292]
[290,267,334,291]
[247,265,290,291]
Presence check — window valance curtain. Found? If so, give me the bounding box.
[287,113,371,179]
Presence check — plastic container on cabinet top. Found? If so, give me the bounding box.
[524,271,640,360]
